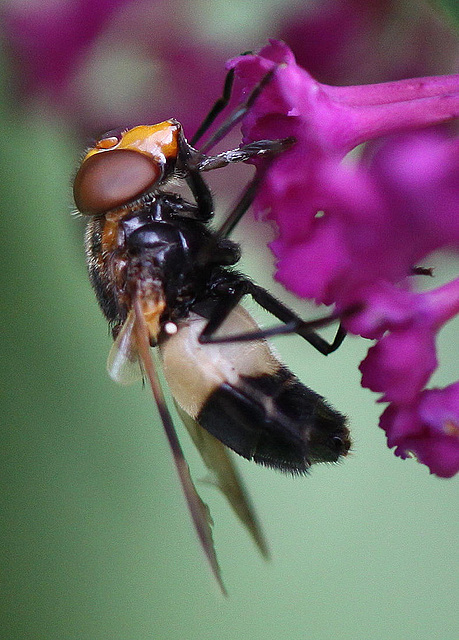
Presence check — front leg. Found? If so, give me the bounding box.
[177,130,214,221]
[197,138,295,173]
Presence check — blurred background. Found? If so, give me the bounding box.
[1,1,458,639]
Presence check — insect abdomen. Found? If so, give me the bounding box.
[160,308,350,474]
[197,368,348,473]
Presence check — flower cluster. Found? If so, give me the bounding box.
[229,40,459,477]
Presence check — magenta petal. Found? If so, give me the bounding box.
[408,437,459,479]
[381,384,459,478]
[380,404,421,448]
[344,284,416,340]
[360,328,438,403]
[424,278,459,328]
[369,132,459,250]
[274,220,348,300]
[229,42,459,316]
[231,41,459,154]
[327,75,459,106]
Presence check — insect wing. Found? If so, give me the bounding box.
[175,402,269,558]
[131,296,226,594]
[107,310,143,385]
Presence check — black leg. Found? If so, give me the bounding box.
[197,138,294,173]
[197,279,348,355]
[190,68,236,148]
[185,167,214,221]
[216,169,266,239]
[198,138,293,238]
[198,67,277,154]
[197,282,249,344]
[411,266,434,277]
[179,130,294,225]
[185,62,294,232]
[249,283,347,355]
[177,131,214,221]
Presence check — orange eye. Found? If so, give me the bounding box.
[73,149,162,215]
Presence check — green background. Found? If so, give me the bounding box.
[1,4,458,639]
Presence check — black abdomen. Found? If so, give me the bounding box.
[197,368,350,474]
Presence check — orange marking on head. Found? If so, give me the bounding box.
[85,121,181,165]
[95,136,119,150]
[74,121,181,215]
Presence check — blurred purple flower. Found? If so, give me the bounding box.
[279,0,458,85]
[2,0,233,135]
[229,40,459,476]
[3,0,135,96]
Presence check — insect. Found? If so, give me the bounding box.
[73,68,351,592]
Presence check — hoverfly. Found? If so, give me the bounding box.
[73,68,351,592]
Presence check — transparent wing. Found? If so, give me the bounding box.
[107,310,143,385]
[175,402,269,559]
[131,295,226,594]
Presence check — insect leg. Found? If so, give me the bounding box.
[132,294,226,594]
[411,266,433,276]
[198,280,347,353]
[177,131,214,221]
[197,138,294,173]
[216,168,265,238]
[198,67,277,154]
[249,284,347,355]
[190,67,236,147]
[197,282,249,344]
[201,137,293,238]
[179,134,292,224]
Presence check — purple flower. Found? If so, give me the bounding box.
[365,132,459,250]
[3,0,135,96]
[279,0,458,85]
[2,0,233,134]
[229,40,459,476]
[380,383,459,478]
[229,41,459,305]
[358,279,459,403]
[275,130,459,308]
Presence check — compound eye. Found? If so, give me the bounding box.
[73,149,162,215]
